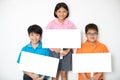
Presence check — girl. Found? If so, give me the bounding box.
[46,2,75,80]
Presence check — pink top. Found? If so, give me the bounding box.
[46,19,75,29]
[46,18,75,51]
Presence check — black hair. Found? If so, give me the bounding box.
[27,24,42,36]
[54,2,69,18]
[85,23,98,34]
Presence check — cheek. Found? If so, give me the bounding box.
[94,36,98,40]
[87,36,97,40]
[86,35,90,39]
[64,12,67,15]
[37,36,41,40]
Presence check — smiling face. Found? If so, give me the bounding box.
[29,32,41,45]
[86,29,98,44]
[55,7,68,22]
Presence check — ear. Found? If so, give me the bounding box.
[55,11,57,15]
[85,33,87,37]
[28,34,30,37]
[40,35,42,40]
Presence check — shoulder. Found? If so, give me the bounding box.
[65,19,76,28]
[48,19,57,25]
[97,41,109,52]
[81,41,88,47]
[38,42,50,51]
[76,41,86,53]
[21,43,30,51]
[97,41,107,47]
[46,19,57,29]
[66,19,74,24]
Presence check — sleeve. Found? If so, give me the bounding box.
[70,23,76,29]
[17,51,22,63]
[69,20,76,29]
[50,51,60,58]
[45,48,50,56]
[76,48,82,53]
[103,45,109,52]
[17,47,26,63]
[46,21,52,29]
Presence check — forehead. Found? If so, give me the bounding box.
[29,32,39,35]
[57,7,67,11]
[87,29,97,32]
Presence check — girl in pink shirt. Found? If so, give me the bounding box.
[46,2,75,80]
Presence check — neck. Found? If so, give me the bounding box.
[31,43,39,49]
[88,41,97,46]
[90,42,96,45]
[58,19,65,23]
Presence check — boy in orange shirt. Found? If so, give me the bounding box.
[76,23,108,80]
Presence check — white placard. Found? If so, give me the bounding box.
[72,53,112,73]
[18,51,59,77]
[42,29,81,48]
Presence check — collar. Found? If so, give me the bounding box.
[85,40,100,46]
[55,18,69,25]
[28,41,42,49]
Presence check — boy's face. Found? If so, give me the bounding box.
[29,32,41,44]
[86,29,98,43]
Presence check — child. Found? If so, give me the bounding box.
[46,2,75,80]
[17,24,50,80]
[76,23,109,80]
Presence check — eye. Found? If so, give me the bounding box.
[63,10,67,13]
[87,32,98,36]
[57,10,61,13]
[94,32,98,34]
[36,34,39,36]
[30,33,34,36]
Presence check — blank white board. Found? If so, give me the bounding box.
[18,51,59,77]
[72,53,112,73]
[42,29,81,48]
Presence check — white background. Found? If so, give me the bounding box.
[0,0,120,80]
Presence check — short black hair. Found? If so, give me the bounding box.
[27,24,42,36]
[85,23,98,34]
[54,2,69,18]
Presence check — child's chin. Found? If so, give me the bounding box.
[89,40,96,43]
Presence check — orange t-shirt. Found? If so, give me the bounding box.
[76,40,108,80]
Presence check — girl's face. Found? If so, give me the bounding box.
[55,7,68,21]
[29,32,41,45]
[86,29,98,44]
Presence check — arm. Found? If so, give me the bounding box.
[81,73,91,80]
[54,48,61,53]
[36,75,45,80]
[24,71,39,80]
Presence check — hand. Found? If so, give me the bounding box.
[60,48,71,56]
[54,48,61,53]
[36,75,45,80]
[31,74,39,80]
[81,73,91,80]
[93,73,101,80]
[60,50,67,56]
[36,78,44,80]
[84,77,91,80]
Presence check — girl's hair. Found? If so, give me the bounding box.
[54,2,69,18]
[28,24,43,36]
[85,23,98,34]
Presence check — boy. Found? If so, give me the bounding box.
[76,23,109,80]
[17,24,50,80]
